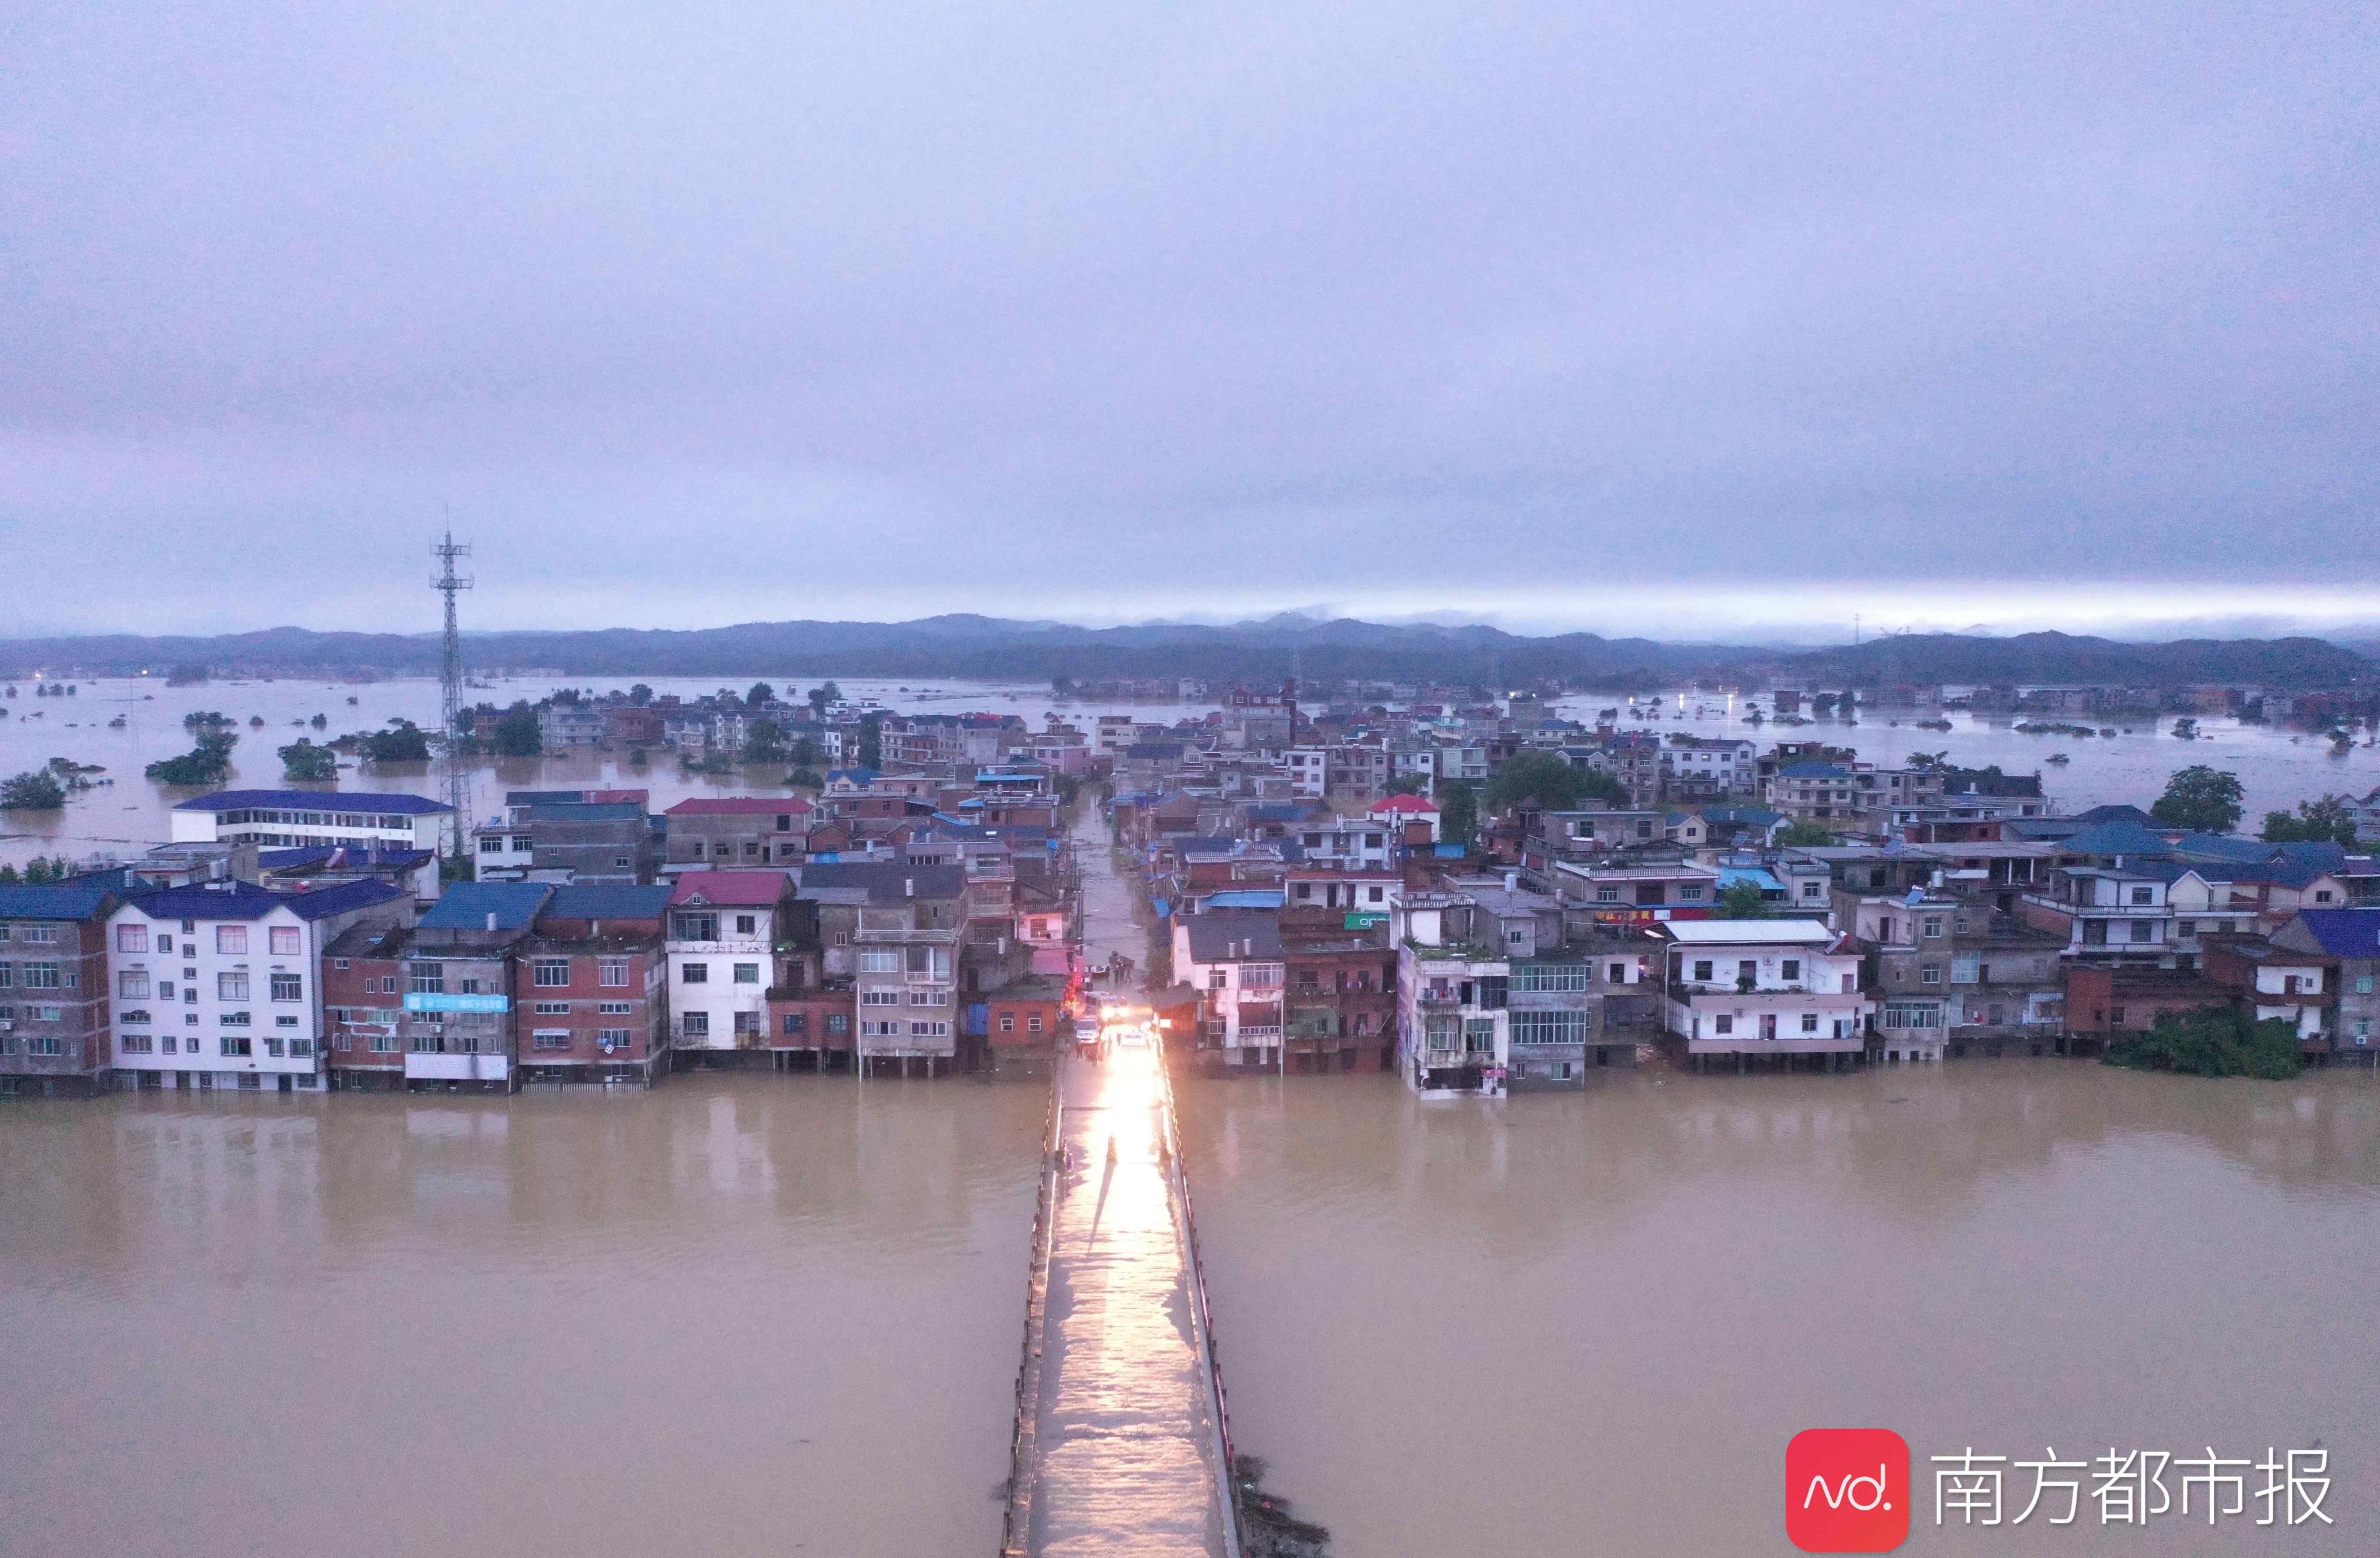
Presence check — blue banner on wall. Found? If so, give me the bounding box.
[404,992,511,1014]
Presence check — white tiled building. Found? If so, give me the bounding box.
[107,879,414,1092]
[170,789,452,852]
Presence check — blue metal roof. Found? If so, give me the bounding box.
[1204,889,1285,910]
[0,884,117,921]
[2288,909,2380,957]
[418,881,554,930]
[544,884,672,921]
[127,878,408,921]
[174,788,450,814]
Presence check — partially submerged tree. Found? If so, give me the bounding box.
[2150,766,2244,834]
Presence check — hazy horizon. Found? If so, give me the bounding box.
[8,3,2376,637]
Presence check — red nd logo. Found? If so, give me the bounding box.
[1787,1429,1910,1552]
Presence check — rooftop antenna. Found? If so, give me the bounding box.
[432,527,475,859]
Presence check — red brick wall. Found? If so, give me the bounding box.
[768,990,856,1050]
[987,995,1062,1048]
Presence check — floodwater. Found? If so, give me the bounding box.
[5,673,2374,871]
[1177,1064,2380,1554]
[0,1078,1046,1558]
[7,701,2380,1556]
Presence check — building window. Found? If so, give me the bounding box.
[1511,1011,1588,1044]
[219,1037,252,1056]
[119,971,152,1000]
[734,1012,762,1037]
[1921,916,1945,938]
[534,959,570,987]
[534,1001,571,1016]
[733,963,760,984]
[270,972,302,1001]
[674,912,719,941]
[533,1029,571,1050]
[782,1013,809,1038]
[598,957,629,988]
[1920,964,1942,984]
[217,972,251,1001]
[116,924,149,953]
[217,926,248,954]
[409,964,445,995]
[1800,1013,1819,1033]
[1781,959,1801,982]
[1713,1014,1733,1035]
[682,1011,710,1038]
[857,950,899,974]
[2129,921,2157,944]
[1691,960,1713,983]
[1028,1015,1043,1033]
[596,1001,632,1016]
[597,1028,631,1048]
[681,963,709,984]
[270,926,301,955]
[862,990,900,1006]
[2129,887,2153,906]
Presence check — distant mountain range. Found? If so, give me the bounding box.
[0,618,2368,691]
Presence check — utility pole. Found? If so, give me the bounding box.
[431,530,474,861]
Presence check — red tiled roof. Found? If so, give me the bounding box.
[1369,794,1440,814]
[668,871,795,906]
[665,796,816,816]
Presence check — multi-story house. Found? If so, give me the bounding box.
[795,862,965,1076]
[1280,933,1398,1073]
[2201,932,2335,1056]
[538,702,606,750]
[2271,910,2380,1062]
[667,872,796,1066]
[1549,859,1723,924]
[0,882,123,1097]
[660,796,816,875]
[518,799,654,884]
[514,884,672,1086]
[1656,920,1872,1072]
[1659,736,1757,801]
[171,788,453,854]
[393,882,552,1094]
[1287,817,1395,872]
[1173,912,1287,1073]
[2020,867,2173,967]
[1526,807,1670,864]
[1391,891,1508,1096]
[108,878,412,1094]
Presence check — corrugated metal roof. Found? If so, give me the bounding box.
[419,882,555,929]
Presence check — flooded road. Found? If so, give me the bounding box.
[0,1079,1045,1558]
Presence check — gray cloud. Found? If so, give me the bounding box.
[4,1,2374,634]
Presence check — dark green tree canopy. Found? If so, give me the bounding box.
[1482,749,1628,816]
[2150,766,2244,833]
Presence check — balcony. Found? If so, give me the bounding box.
[852,927,960,944]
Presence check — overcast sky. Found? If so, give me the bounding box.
[5,2,2375,640]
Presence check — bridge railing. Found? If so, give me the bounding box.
[1152,1036,1245,1558]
